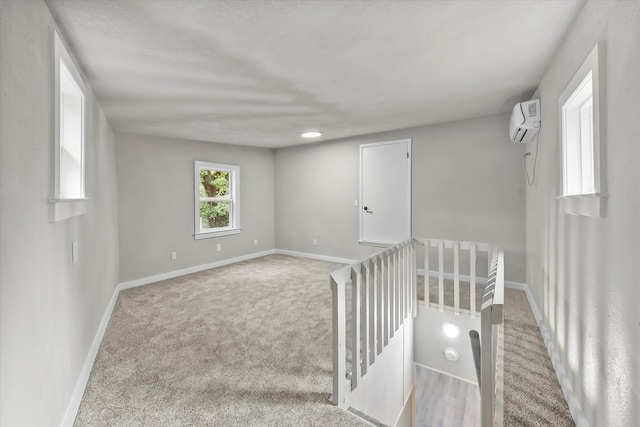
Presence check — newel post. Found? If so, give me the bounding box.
[330,275,347,408]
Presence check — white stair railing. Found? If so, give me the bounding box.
[330,238,417,412]
[330,238,504,427]
[416,238,493,315]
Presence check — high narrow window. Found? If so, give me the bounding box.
[59,60,85,199]
[49,31,88,222]
[558,43,606,217]
[562,72,594,196]
[194,161,240,239]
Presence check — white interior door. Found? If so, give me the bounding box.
[360,139,411,245]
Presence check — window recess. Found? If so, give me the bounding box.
[558,42,607,217]
[194,161,241,239]
[48,31,89,223]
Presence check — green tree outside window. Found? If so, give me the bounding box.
[199,170,230,228]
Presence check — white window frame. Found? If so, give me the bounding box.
[557,42,607,217]
[194,161,241,239]
[48,31,89,223]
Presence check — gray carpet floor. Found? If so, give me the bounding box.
[75,255,574,426]
[416,275,484,313]
[75,255,370,426]
[414,277,574,426]
[502,288,575,426]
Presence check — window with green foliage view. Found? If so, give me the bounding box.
[194,161,240,239]
[200,170,230,228]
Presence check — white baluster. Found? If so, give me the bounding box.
[376,256,383,355]
[330,274,346,407]
[454,241,460,314]
[424,239,429,306]
[351,266,361,390]
[367,259,376,365]
[438,240,444,312]
[470,243,476,315]
[361,262,369,373]
[386,251,392,341]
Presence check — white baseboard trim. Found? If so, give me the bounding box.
[504,280,527,291]
[60,283,120,427]
[392,383,415,427]
[273,254,528,293]
[417,268,486,284]
[417,269,526,291]
[118,249,276,290]
[60,249,551,427]
[521,285,588,427]
[60,249,277,427]
[274,249,357,265]
[414,362,478,386]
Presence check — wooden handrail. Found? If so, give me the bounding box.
[479,246,505,427]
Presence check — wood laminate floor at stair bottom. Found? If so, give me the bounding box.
[415,365,480,427]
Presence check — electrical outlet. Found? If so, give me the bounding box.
[254,239,258,246]
[171,252,177,261]
[313,239,318,246]
[216,243,222,252]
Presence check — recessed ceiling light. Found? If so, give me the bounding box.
[301,131,322,138]
[443,347,459,361]
[442,322,461,339]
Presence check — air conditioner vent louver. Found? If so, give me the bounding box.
[509,99,541,144]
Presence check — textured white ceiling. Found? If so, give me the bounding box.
[46,0,584,148]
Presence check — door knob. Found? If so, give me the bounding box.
[364,206,373,214]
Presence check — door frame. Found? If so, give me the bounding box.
[359,138,412,246]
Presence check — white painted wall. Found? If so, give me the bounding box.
[525,1,640,425]
[116,133,275,283]
[349,319,415,426]
[0,1,119,425]
[275,114,526,283]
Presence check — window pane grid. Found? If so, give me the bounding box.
[194,161,240,237]
[557,43,605,217]
[579,100,595,194]
[562,72,595,196]
[199,201,231,229]
[59,59,85,199]
[200,197,232,202]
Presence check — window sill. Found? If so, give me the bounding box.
[194,227,241,240]
[48,197,89,223]
[557,193,607,218]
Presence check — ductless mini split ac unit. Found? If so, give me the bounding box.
[509,99,541,144]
